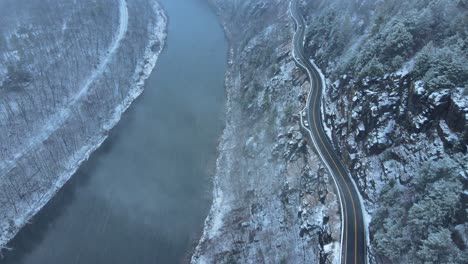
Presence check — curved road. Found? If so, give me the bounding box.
[289,1,366,263]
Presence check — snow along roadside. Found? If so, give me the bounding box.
[288,2,344,263]
[0,0,167,250]
[310,58,372,264]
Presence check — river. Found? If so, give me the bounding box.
[2,0,227,263]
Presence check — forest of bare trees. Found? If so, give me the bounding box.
[0,0,167,249]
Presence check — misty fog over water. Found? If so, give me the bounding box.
[2,0,227,262]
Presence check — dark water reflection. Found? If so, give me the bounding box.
[2,0,226,263]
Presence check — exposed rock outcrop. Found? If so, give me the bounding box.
[192,1,341,263]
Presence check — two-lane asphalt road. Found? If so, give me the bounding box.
[289,1,367,263]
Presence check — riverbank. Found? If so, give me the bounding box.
[192,1,341,263]
[0,0,167,251]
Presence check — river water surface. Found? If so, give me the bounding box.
[3,0,226,263]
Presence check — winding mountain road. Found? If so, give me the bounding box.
[289,1,367,263]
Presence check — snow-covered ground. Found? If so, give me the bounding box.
[310,50,370,264]
[192,1,341,262]
[0,0,167,250]
[1,0,129,179]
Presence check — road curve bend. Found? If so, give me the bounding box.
[289,1,367,263]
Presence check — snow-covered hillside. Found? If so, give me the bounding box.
[300,0,467,262]
[0,0,167,250]
[192,1,342,263]
[193,0,466,263]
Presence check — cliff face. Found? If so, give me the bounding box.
[195,0,467,263]
[192,1,342,263]
[0,0,167,248]
[300,0,467,262]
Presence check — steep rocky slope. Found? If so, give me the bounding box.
[300,0,467,262]
[194,0,467,263]
[0,0,167,249]
[192,1,342,263]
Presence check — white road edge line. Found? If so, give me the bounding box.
[289,2,344,264]
[309,58,371,264]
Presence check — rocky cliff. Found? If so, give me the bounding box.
[192,1,342,263]
[194,0,467,263]
[300,0,467,262]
